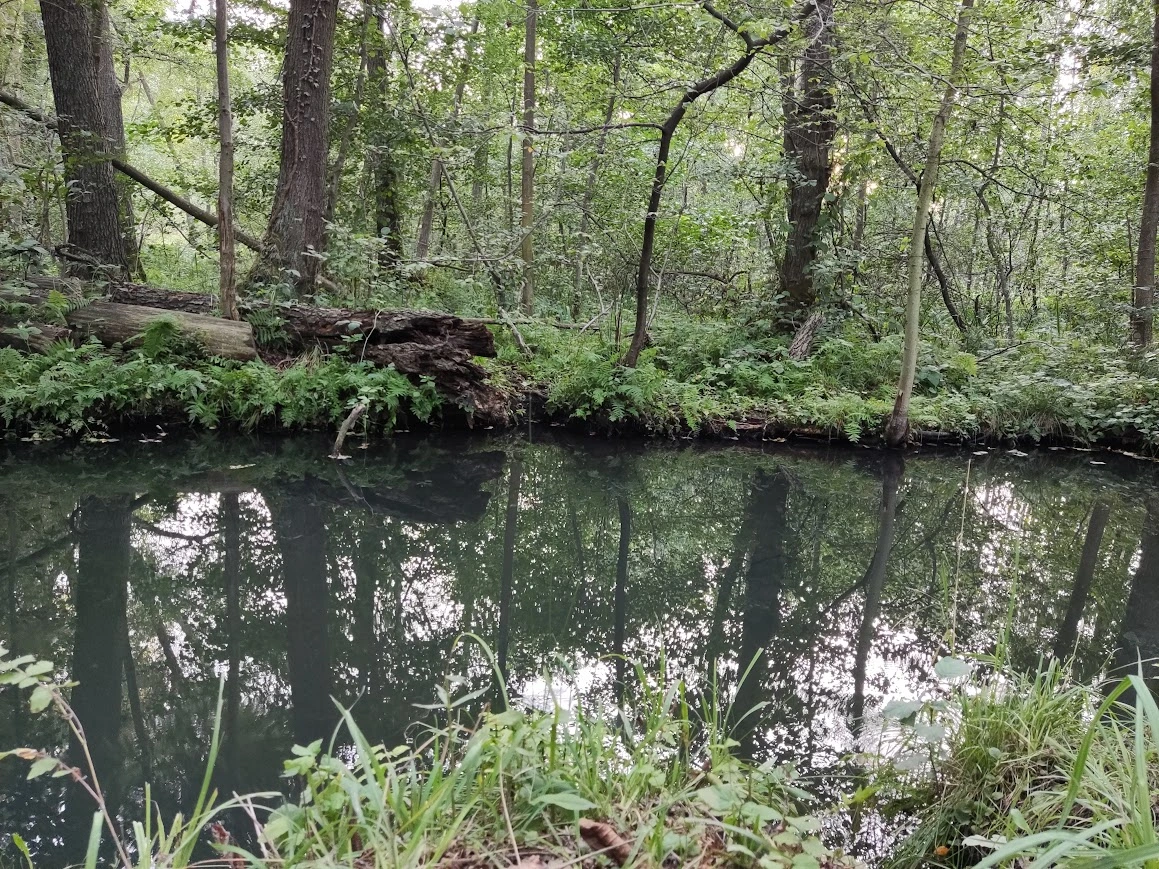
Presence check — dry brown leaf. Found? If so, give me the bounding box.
[579,818,633,866]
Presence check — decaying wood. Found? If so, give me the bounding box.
[331,402,367,459]
[67,301,257,360]
[5,275,506,424]
[0,323,72,353]
[788,310,825,361]
[578,819,632,866]
[0,283,257,360]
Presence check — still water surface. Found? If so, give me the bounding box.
[1,433,1157,862]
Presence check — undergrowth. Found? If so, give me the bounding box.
[0,639,862,868]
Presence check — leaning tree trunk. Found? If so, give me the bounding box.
[248,0,339,297]
[1132,0,1159,347]
[622,6,796,367]
[775,0,835,319]
[884,0,975,447]
[38,0,128,278]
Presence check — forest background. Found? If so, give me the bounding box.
[2,0,1159,445]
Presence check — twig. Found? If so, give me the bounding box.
[331,402,367,459]
[499,308,533,357]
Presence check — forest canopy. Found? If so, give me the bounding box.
[2,0,1159,444]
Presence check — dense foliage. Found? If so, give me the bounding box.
[2,0,1159,441]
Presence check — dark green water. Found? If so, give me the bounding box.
[2,433,1157,863]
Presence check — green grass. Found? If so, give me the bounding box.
[0,640,860,868]
[876,657,1159,868]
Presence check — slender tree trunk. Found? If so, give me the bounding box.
[776,0,835,318]
[613,497,630,705]
[519,0,538,314]
[623,10,793,367]
[884,0,975,447]
[1053,502,1111,662]
[222,493,242,785]
[366,14,404,271]
[247,0,339,296]
[38,0,128,277]
[215,0,238,320]
[573,52,620,321]
[850,456,903,733]
[497,458,522,686]
[1132,0,1159,347]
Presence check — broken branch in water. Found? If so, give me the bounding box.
[331,402,368,459]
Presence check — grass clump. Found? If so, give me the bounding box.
[879,657,1159,868]
[1,641,862,868]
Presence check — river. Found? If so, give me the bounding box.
[1,433,1156,863]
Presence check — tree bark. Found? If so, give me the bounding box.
[622,3,794,367]
[94,4,139,277]
[366,14,404,271]
[519,0,538,314]
[248,0,339,296]
[884,0,975,447]
[1133,0,1159,347]
[775,0,835,318]
[38,0,129,278]
[215,0,238,320]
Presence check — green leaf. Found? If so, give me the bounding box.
[881,700,923,721]
[934,656,971,679]
[29,685,53,714]
[27,757,57,779]
[533,792,598,812]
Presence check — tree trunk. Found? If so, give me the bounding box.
[850,456,902,733]
[1113,500,1159,698]
[38,0,129,277]
[215,0,239,320]
[248,0,339,297]
[66,496,131,858]
[1053,501,1111,662]
[366,14,404,271]
[93,3,139,277]
[69,300,257,359]
[497,457,522,683]
[1132,0,1159,347]
[222,493,242,787]
[268,495,334,745]
[573,52,620,321]
[613,496,630,705]
[884,0,975,447]
[775,0,835,318]
[622,8,794,367]
[519,0,538,315]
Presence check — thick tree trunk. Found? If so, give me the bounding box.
[66,496,131,859]
[72,300,256,359]
[215,0,239,320]
[38,0,129,278]
[94,4,139,277]
[519,0,538,314]
[1132,0,1159,347]
[775,0,835,318]
[249,0,339,296]
[884,0,975,447]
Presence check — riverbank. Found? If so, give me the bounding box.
[5,309,1159,451]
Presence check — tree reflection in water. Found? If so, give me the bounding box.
[1,434,1156,860]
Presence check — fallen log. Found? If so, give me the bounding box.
[0,323,72,353]
[6,276,507,425]
[0,285,258,360]
[67,301,258,360]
